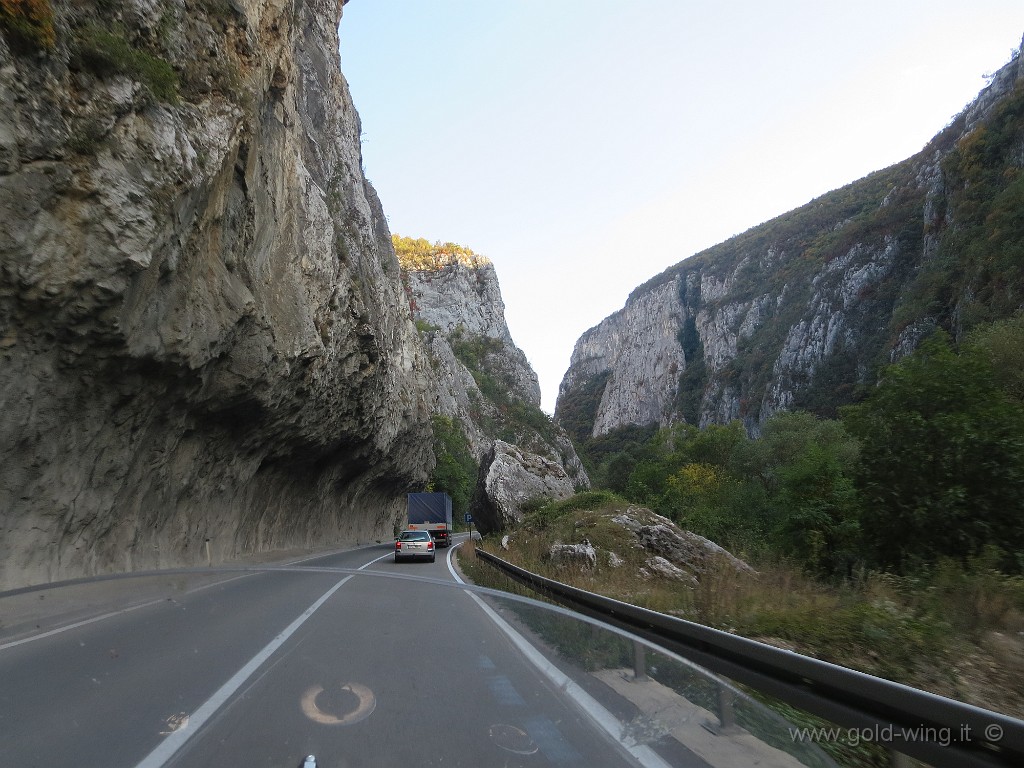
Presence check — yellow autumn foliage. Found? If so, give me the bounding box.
[667,463,723,497]
[393,234,491,272]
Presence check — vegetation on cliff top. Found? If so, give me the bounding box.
[393,234,491,271]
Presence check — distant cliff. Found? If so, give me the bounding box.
[0,0,433,587]
[397,239,588,497]
[557,41,1024,441]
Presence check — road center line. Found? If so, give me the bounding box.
[447,542,673,768]
[133,549,391,768]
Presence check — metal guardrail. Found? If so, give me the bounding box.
[475,548,1024,768]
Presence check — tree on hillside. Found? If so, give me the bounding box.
[623,422,768,550]
[966,311,1024,405]
[746,412,860,576]
[841,332,1024,572]
[428,416,477,516]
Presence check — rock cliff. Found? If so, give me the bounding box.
[557,42,1024,439]
[0,0,433,588]
[398,242,588,529]
[404,250,541,414]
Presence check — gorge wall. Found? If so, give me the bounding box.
[400,245,588,531]
[557,42,1024,441]
[0,0,434,588]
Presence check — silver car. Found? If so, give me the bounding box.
[394,530,435,563]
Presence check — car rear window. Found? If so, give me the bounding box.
[399,531,431,541]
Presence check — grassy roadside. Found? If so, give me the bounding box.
[455,494,1024,767]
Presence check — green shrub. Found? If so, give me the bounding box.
[414,319,439,335]
[841,332,1024,572]
[528,490,625,521]
[393,234,490,271]
[72,24,179,103]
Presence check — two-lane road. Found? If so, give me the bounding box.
[0,538,688,767]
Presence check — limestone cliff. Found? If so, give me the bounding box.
[557,42,1024,440]
[399,243,589,495]
[0,0,433,588]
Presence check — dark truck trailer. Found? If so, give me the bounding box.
[406,493,453,547]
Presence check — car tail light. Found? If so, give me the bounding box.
[427,541,434,550]
[395,542,402,549]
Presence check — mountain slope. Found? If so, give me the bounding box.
[557,41,1024,441]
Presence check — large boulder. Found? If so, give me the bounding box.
[471,440,575,533]
[612,506,755,582]
[548,540,598,571]
[639,555,697,585]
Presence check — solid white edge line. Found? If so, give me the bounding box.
[0,600,166,652]
[447,542,673,768]
[0,574,259,652]
[133,549,392,768]
[2,545,393,652]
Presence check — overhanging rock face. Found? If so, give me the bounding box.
[470,440,576,534]
[0,0,433,588]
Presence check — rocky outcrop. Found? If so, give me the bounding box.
[639,556,694,584]
[557,42,1024,438]
[405,256,540,405]
[470,440,576,533]
[0,0,433,588]
[508,504,753,585]
[612,507,755,581]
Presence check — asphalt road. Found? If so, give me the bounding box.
[0,538,698,768]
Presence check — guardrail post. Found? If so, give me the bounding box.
[702,685,739,735]
[632,640,647,681]
[717,686,737,732]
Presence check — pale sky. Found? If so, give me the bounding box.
[338,2,1024,413]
